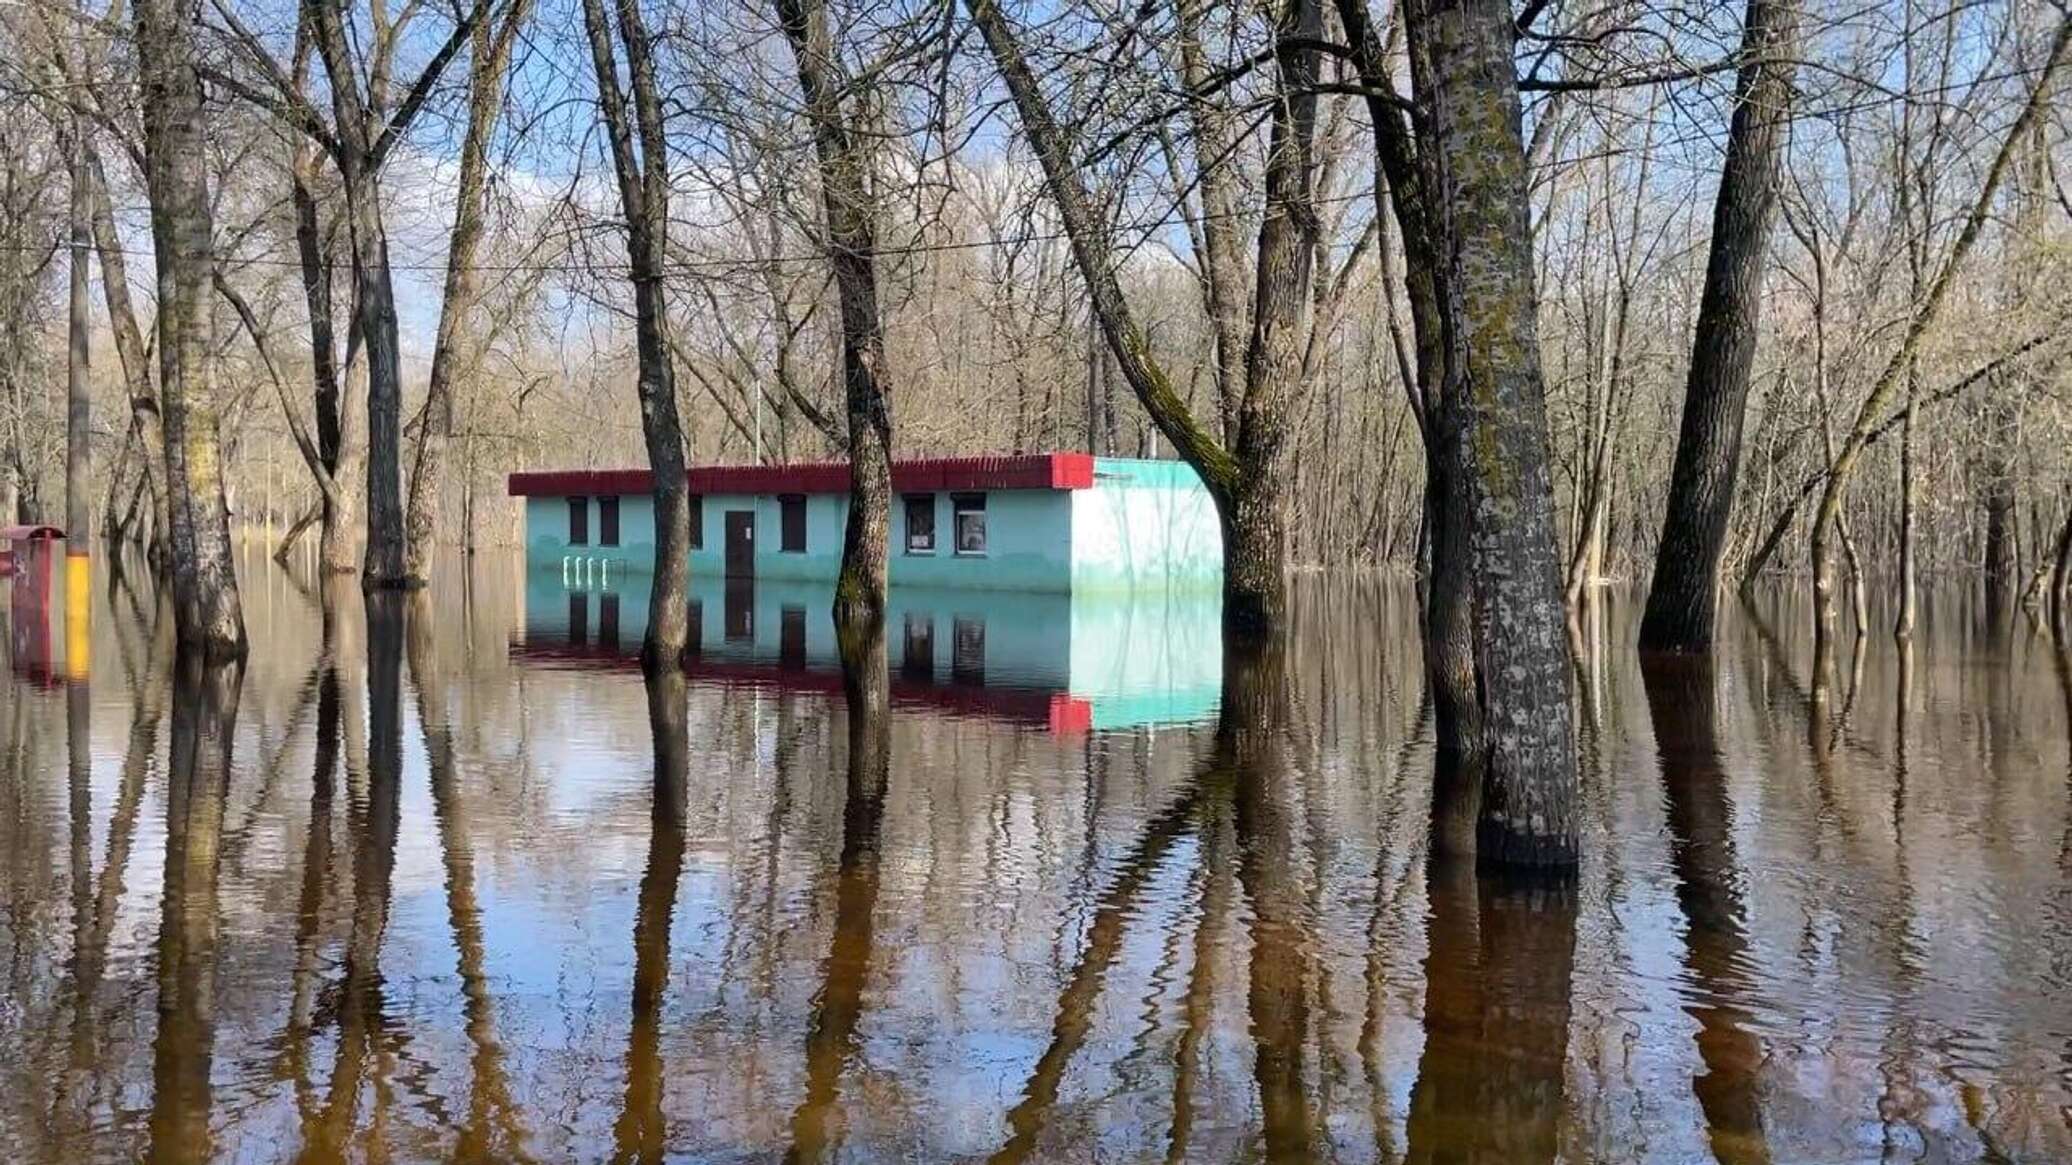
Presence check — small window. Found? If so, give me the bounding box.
[599,592,621,649]
[780,494,807,553]
[689,494,704,550]
[568,592,589,646]
[599,496,620,547]
[567,496,589,546]
[953,493,987,556]
[952,616,985,684]
[904,494,936,555]
[903,613,934,679]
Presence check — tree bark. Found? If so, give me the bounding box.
[135,0,246,660]
[404,0,531,584]
[581,0,694,667]
[1408,0,1579,868]
[773,0,894,627]
[1639,0,1799,653]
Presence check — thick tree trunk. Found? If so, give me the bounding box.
[1175,0,1250,443]
[66,123,91,561]
[1409,0,1579,868]
[404,0,530,584]
[1639,0,1799,653]
[135,0,246,660]
[581,0,693,666]
[773,0,894,627]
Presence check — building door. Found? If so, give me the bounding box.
[724,510,755,578]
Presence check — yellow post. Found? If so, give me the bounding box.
[66,551,90,681]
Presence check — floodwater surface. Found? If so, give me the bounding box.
[3,552,2071,1163]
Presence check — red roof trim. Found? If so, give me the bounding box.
[509,453,1095,498]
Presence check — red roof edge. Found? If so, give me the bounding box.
[509,453,1097,498]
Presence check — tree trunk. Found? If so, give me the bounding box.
[1409,0,1579,868]
[135,0,246,660]
[964,0,1309,638]
[404,0,530,584]
[1639,0,1798,653]
[774,0,894,627]
[581,0,693,666]
[84,148,170,569]
[66,121,92,559]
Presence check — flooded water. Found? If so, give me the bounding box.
[4,549,2071,1163]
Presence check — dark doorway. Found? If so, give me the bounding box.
[725,510,756,578]
[724,579,755,641]
[780,606,806,670]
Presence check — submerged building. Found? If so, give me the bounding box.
[506,453,1226,732]
[507,452,1222,594]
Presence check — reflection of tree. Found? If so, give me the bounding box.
[60,598,172,1128]
[1404,856,1576,1164]
[409,592,534,1163]
[613,667,690,1165]
[1225,639,1318,1162]
[146,655,244,1164]
[1641,654,1771,1164]
[297,592,405,1163]
[785,620,890,1163]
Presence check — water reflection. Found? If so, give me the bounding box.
[148,655,243,1164]
[4,556,2072,1161]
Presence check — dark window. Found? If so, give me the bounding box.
[687,599,704,657]
[780,606,807,670]
[599,592,621,650]
[567,496,589,546]
[599,496,621,547]
[568,592,589,646]
[780,494,807,553]
[689,494,704,549]
[953,493,987,555]
[903,613,934,679]
[905,494,936,554]
[952,617,985,684]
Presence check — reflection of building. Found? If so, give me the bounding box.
[512,576,1224,733]
[508,454,1222,594]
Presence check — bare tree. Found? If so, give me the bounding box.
[580,0,694,666]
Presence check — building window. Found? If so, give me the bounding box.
[953,493,987,556]
[903,613,934,679]
[567,496,589,546]
[568,592,588,646]
[780,494,807,553]
[689,494,703,549]
[905,494,936,555]
[599,592,621,649]
[599,496,620,547]
[952,616,985,684]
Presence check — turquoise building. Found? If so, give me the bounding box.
[507,453,1222,594]
[507,454,1226,731]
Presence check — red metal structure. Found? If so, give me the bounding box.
[4,525,67,686]
[508,452,1097,499]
